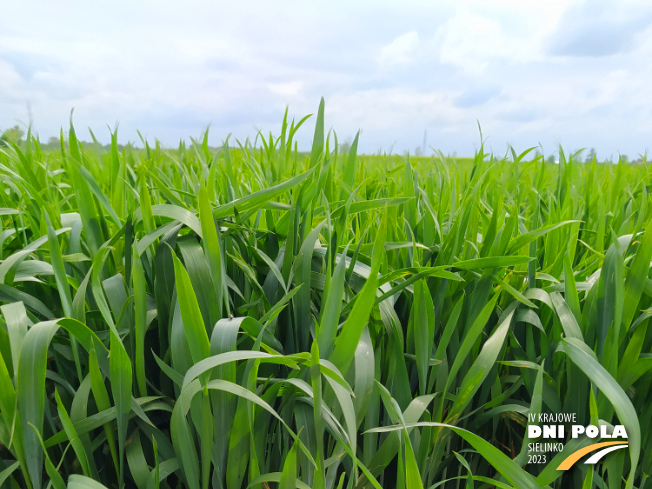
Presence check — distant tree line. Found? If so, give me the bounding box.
[0,125,25,147]
[1,126,645,164]
[0,126,128,152]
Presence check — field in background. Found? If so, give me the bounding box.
[0,100,651,489]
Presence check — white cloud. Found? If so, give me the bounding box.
[329,87,460,131]
[269,82,304,97]
[379,31,420,67]
[435,2,565,73]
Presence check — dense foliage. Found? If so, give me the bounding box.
[1,100,651,489]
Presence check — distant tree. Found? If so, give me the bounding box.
[339,139,352,155]
[620,154,629,164]
[414,146,423,157]
[546,154,556,164]
[0,125,25,147]
[585,148,596,163]
[48,136,60,145]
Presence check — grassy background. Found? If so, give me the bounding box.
[0,100,651,489]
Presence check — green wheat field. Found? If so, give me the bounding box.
[0,99,651,489]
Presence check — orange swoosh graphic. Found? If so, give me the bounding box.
[557,442,628,470]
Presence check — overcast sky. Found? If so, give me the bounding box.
[2,0,651,158]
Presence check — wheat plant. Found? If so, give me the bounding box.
[0,99,651,489]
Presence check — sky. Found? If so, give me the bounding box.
[2,0,652,159]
